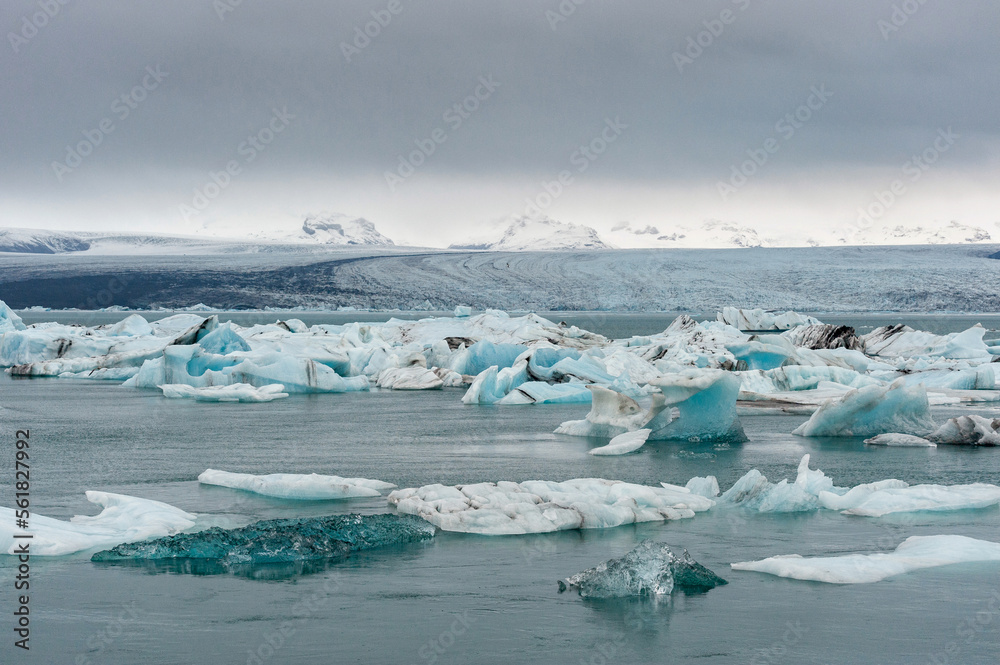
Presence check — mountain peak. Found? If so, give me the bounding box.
[449,215,609,251]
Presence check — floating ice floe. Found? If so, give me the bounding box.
[0,491,197,556]
[861,324,990,360]
[91,514,435,571]
[731,535,1000,584]
[928,414,1000,446]
[792,379,936,437]
[588,429,651,456]
[198,470,396,500]
[558,541,727,598]
[715,454,1000,516]
[864,433,936,447]
[0,301,26,334]
[160,383,289,402]
[388,478,714,535]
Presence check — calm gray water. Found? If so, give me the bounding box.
[1,314,999,664]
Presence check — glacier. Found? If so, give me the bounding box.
[558,541,727,598]
[732,535,1000,584]
[198,469,396,500]
[387,478,714,535]
[0,491,197,556]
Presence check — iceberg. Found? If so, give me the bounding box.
[0,300,27,333]
[928,414,1000,446]
[726,336,795,370]
[717,307,820,331]
[198,469,395,500]
[453,305,472,317]
[376,366,445,390]
[160,383,289,402]
[91,513,435,570]
[388,478,714,535]
[588,429,651,456]
[107,313,154,337]
[718,455,834,513]
[558,541,727,598]
[732,535,1000,584]
[496,381,593,405]
[862,325,990,360]
[817,481,1000,517]
[792,379,936,437]
[0,491,197,556]
[864,433,936,447]
[555,385,674,439]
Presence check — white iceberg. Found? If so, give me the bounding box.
[864,433,936,447]
[388,478,714,535]
[377,365,445,390]
[198,469,396,500]
[588,429,651,456]
[817,481,1000,517]
[0,491,197,556]
[717,307,820,331]
[0,300,27,333]
[792,378,936,437]
[732,535,1000,584]
[862,325,990,360]
[160,383,289,402]
[555,385,674,438]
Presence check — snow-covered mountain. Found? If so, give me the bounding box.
[838,221,992,246]
[449,216,609,251]
[605,220,776,249]
[0,227,92,254]
[259,213,395,246]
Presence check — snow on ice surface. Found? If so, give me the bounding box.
[160,383,289,402]
[717,307,821,331]
[864,433,936,447]
[0,492,197,556]
[388,479,714,535]
[731,535,1000,584]
[91,514,434,570]
[792,379,937,437]
[588,429,651,456]
[198,470,395,500]
[559,541,727,598]
[715,454,1000,516]
[448,215,609,251]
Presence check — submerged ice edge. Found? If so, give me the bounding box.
[731,535,1000,584]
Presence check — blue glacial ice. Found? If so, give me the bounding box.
[559,540,727,598]
[90,513,435,568]
[198,469,396,500]
[732,535,1000,584]
[792,378,936,437]
[0,300,26,333]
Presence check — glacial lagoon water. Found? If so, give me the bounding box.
[1,313,1000,664]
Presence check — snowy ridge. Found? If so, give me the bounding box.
[449,216,609,251]
[253,213,395,246]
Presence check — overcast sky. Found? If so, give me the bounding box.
[2,0,998,246]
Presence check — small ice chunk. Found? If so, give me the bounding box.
[454,305,473,317]
[684,476,720,498]
[559,540,727,598]
[160,383,289,402]
[732,535,1000,584]
[198,469,396,500]
[588,429,651,456]
[864,433,936,447]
